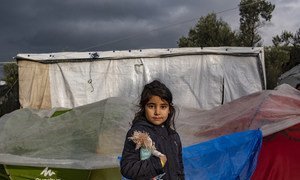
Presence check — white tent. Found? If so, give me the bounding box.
[16,47,266,110]
[278,64,300,88]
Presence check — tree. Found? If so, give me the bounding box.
[272,31,294,47]
[2,63,18,87]
[0,63,20,116]
[178,13,237,47]
[271,28,300,70]
[272,28,300,47]
[264,28,300,89]
[264,47,290,89]
[293,28,300,46]
[238,0,275,47]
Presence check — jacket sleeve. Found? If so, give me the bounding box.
[177,134,185,180]
[120,129,164,179]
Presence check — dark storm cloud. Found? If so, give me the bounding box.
[3,0,298,62]
[1,0,210,60]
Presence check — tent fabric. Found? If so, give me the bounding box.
[16,47,265,110]
[251,123,300,180]
[0,84,298,170]
[278,64,300,88]
[183,130,262,180]
[177,84,300,146]
[18,61,51,109]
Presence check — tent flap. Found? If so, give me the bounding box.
[183,130,262,180]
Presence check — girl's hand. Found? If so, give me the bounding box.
[159,154,167,167]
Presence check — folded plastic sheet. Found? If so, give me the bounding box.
[183,130,262,180]
[0,84,299,170]
[0,97,136,169]
[177,84,300,146]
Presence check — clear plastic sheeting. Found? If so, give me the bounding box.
[0,84,299,170]
[0,97,137,169]
[177,84,300,146]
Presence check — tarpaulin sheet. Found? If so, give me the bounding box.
[0,85,298,170]
[251,123,300,180]
[0,97,136,169]
[183,130,262,180]
[16,47,265,110]
[18,61,51,109]
[177,84,300,146]
[278,64,300,88]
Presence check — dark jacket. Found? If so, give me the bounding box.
[120,118,185,180]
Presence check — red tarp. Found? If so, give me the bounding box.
[175,84,300,179]
[252,123,300,180]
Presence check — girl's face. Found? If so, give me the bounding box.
[145,95,170,126]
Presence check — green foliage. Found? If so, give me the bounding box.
[0,165,9,179]
[290,46,300,66]
[238,0,275,46]
[0,63,20,117]
[272,31,294,47]
[2,63,18,87]
[294,28,300,46]
[51,109,71,118]
[272,28,300,47]
[178,13,237,47]
[264,47,290,89]
[266,29,300,89]
[178,0,275,48]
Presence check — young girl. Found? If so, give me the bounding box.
[120,80,185,179]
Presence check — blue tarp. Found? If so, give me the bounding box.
[183,130,262,180]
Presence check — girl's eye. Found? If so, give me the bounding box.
[161,105,168,109]
[147,104,155,109]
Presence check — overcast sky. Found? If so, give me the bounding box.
[0,0,299,62]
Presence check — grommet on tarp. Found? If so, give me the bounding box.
[90,52,99,59]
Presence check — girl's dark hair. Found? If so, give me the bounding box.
[133,80,176,130]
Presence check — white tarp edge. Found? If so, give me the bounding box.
[16,47,262,61]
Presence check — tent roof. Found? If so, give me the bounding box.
[278,64,300,88]
[15,47,263,63]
